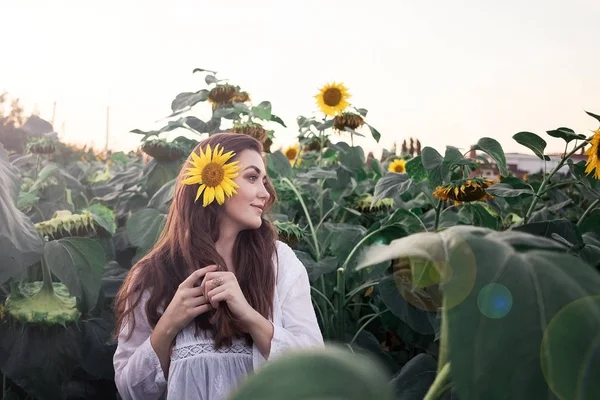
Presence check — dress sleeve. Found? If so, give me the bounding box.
[253,242,324,366]
[113,290,168,400]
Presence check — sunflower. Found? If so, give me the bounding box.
[182,144,241,207]
[283,143,301,165]
[584,129,600,179]
[231,91,251,103]
[432,177,496,205]
[230,121,269,143]
[315,82,350,116]
[388,159,407,173]
[351,194,395,213]
[208,85,238,110]
[141,138,187,162]
[333,112,364,132]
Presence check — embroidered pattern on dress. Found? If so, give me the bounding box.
[171,343,252,361]
[213,374,225,395]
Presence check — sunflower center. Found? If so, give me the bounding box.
[323,88,342,107]
[202,162,225,187]
[286,148,298,160]
[394,164,406,173]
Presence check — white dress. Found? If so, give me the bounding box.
[113,241,324,400]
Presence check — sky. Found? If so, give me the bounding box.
[1,0,599,158]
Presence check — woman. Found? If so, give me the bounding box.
[113,133,324,400]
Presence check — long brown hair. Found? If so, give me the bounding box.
[113,133,278,348]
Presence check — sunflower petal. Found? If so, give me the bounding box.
[205,144,212,161]
[195,184,206,202]
[182,175,203,185]
[215,186,225,204]
[203,186,215,207]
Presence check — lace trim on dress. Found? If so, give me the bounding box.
[171,343,252,361]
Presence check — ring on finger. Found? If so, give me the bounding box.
[213,277,224,287]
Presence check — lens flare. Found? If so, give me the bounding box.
[477,283,513,319]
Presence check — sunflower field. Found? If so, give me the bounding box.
[1,69,600,400]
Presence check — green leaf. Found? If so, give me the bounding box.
[169,90,209,115]
[546,127,586,143]
[585,110,600,125]
[183,116,209,133]
[126,208,167,251]
[205,74,217,85]
[338,144,365,172]
[356,226,600,400]
[131,119,188,141]
[420,147,444,187]
[45,237,105,312]
[0,144,43,284]
[378,275,436,335]
[420,147,443,171]
[270,113,287,127]
[485,183,535,197]
[373,172,412,203]
[251,101,272,120]
[143,159,181,197]
[0,322,82,400]
[513,218,583,248]
[513,132,550,161]
[389,354,441,400]
[473,138,509,176]
[87,203,117,235]
[266,151,293,179]
[297,168,337,180]
[148,178,176,211]
[405,156,427,183]
[367,124,381,142]
[294,251,338,282]
[465,203,499,230]
[230,345,393,400]
[30,162,60,192]
[579,209,600,235]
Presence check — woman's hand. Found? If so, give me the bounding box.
[200,269,257,329]
[160,265,218,336]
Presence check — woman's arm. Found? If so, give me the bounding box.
[113,290,168,400]
[252,242,325,365]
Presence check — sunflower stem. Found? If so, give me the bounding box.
[434,200,443,231]
[524,137,592,223]
[424,362,452,400]
[577,198,600,227]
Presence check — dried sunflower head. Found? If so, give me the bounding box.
[141,138,187,162]
[352,194,395,213]
[333,112,364,132]
[230,121,269,143]
[208,85,238,109]
[26,136,58,155]
[433,177,496,205]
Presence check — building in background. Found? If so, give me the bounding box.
[468,146,588,180]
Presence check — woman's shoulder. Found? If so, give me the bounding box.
[273,240,308,285]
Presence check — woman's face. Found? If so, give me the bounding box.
[221,149,271,232]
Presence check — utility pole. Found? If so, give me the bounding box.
[104,105,110,153]
[51,101,57,125]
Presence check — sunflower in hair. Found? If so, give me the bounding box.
[584,129,600,179]
[182,144,241,207]
[433,177,496,205]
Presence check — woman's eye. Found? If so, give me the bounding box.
[248,175,258,181]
